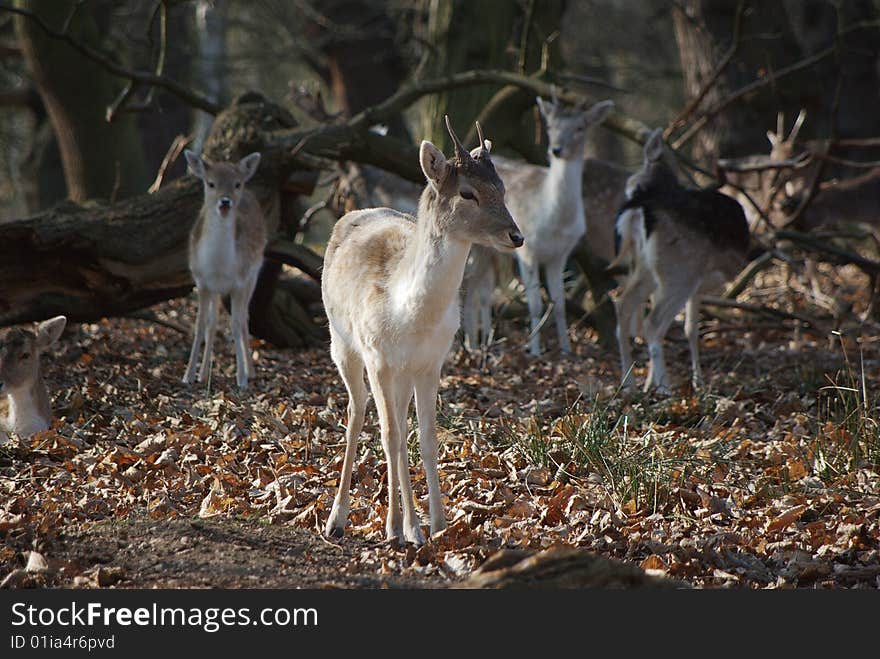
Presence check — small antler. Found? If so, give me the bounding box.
[445,115,471,162]
[475,121,488,153]
[788,109,806,143]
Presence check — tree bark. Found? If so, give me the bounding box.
[13,0,149,203]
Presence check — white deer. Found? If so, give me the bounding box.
[0,316,67,439]
[182,150,267,390]
[322,117,522,545]
[611,129,750,393]
[484,94,614,356]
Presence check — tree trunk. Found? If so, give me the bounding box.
[13,0,149,203]
[308,0,411,141]
[0,92,421,346]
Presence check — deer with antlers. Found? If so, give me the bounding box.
[322,118,522,545]
[467,92,614,356]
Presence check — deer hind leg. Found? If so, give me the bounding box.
[197,292,220,383]
[366,363,404,543]
[519,258,544,357]
[614,267,655,390]
[643,280,697,394]
[684,295,704,389]
[414,368,446,535]
[183,286,210,384]
[392,378,424,545]
[476,264,496,350]
[325,339,368,539]
[243,269,261,379]
[545,257,572,354]
[461,284,479,352]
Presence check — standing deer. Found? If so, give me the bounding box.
[719,110,807,229]
[487,94,615,356]
[322,117,522,545]
[611,129,749,393]
[182,150,267,391]
[0,316,67,438]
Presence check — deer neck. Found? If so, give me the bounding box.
[544,155,585,217]
[544,156,584,197]
[392,189,471,327]
[5,374,51,436]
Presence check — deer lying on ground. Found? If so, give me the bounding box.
[182,150,267,391]
[611,129,749,393]
[322,117,522,545]
[0,316,67,439]
[480,94,614,356]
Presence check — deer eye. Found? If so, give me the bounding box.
[207,181,215,189]
[460,190,476,201]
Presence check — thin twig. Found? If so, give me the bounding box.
[0,2,219,114]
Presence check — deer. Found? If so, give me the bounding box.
[0,316,67,439]
[718,110,808,230]
[182,150,267,391]
[322,117,522,545]
[485,94,615,356]
[610,129,750,394]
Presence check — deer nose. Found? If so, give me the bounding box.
[509,231,524,248]
[219,197,232,209]
[552,147,563,158]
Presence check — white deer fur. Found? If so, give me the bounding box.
[474,96,614,356]
[0,316,67,439]
[611,129,749,394]
[183,150,267,390]
[322,118,522,545]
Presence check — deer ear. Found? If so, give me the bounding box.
[35,316,66,351]
[419,140,450,190]
[238,152,261,182]
[585,100,614,126]
[184,150,205,179]
[645,129,665,161]
[535,96,555,120]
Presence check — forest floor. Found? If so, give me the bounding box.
[1,261,879,589]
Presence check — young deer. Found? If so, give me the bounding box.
[322,118,522,545]
[490,95,614,356]
[0,316,67,438]
[182,150,267,390]
[611,129,749,393]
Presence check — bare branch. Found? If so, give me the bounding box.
[0,2,220,115]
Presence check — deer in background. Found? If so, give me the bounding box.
[322,118,522,545]
[0,316,67,439]
[719,110,808,230]
[183,150,267,391]
[488,94,615,356]
[611,129,749,393]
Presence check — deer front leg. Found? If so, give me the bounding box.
[198,293,220,383]
[414,370,446,535]
[366,364,404,543]
[393,379,424,545]
[545,257,571,354]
